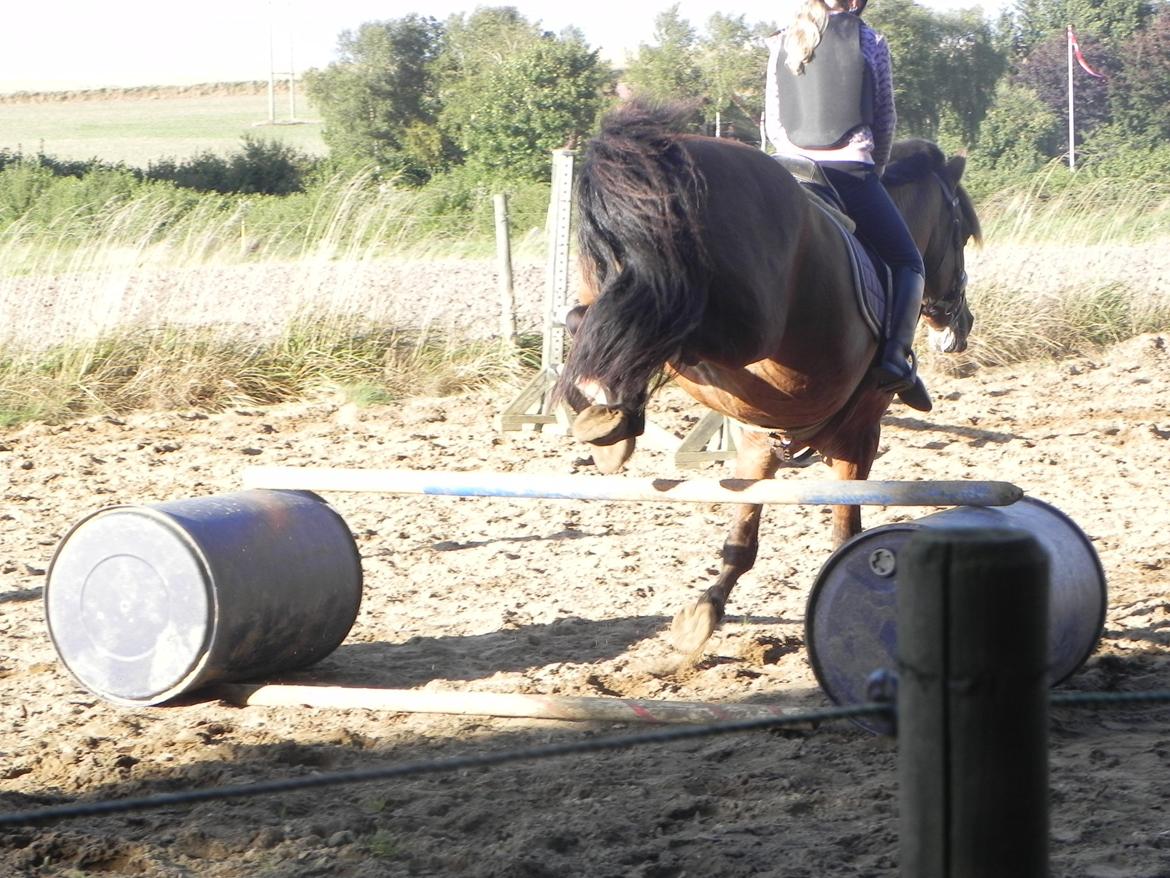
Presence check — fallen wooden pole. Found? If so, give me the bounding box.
[216,684,812,725]
[242,467,1023,508]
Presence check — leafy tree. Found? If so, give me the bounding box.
[622,4,704,108]
[435,8,612,181]
[457,36,612,180]
[696,13,770,138]
[856,2,1008,147]
[970,81,1062,171]
[866,0,946,137]
[1010,0,1155,50]
[434,7,546,164]
[1108,7,1170,140]
[303,15,446,185]
[1013,29,1115,148]
[439,5,544,68]
[935,10,1007,145]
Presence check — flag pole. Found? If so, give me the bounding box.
[1067,24,1076,171]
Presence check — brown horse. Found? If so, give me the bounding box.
[556,102,981,656]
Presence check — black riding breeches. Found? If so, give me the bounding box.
[821,161,924,277]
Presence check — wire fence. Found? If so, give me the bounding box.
[1,689,1168,830]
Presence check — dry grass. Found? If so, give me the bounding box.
[951,281,1170,369]
[976,168,1170,245]
[0,320,531,427]
[0,170,544,426]
[922,175,1170,372]
[2,170,1168,427]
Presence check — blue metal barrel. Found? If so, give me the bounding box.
[806,497,1106,733]
[45,490,362,706]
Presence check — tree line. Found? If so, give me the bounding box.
[304,0,1170,190]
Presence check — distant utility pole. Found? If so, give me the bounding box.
[267,2,296,124]
[289,39,296,120]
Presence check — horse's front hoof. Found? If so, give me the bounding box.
[669,600,720,659]
[572,404,630,446]
[590,437,636,474]
[562,304,588,335]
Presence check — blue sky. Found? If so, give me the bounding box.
[0,1,1009,93]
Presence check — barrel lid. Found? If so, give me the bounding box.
[45,507,214,705]
[805,524,918,734]
[806,497,1108,734]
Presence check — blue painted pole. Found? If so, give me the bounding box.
[243,467,1023,508]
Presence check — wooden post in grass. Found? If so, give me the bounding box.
[897,528,1050,878]
[494,193,516,345]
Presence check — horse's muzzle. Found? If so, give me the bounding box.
[927,325,967,354]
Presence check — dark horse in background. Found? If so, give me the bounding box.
[555,102,982,657]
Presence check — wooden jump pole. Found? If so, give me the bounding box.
[897,528,1050,877]
[216,684,812,725]
[242,467,1023,508]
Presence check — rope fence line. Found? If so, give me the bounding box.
[0,702,885,829]
[1050,689,1170,708]
[1,689,1169,830]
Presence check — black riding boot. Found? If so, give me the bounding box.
[872,268,932,412]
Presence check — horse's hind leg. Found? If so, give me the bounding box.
[668,501,764,658]
[827,424,881,546]
[670,430,780,658]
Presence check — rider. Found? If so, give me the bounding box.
[764,0,931,412]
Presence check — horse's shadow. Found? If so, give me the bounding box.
[883,414,1020,447]
[428,528,594,552]
[278,612,789,690]
[0,586,43,604]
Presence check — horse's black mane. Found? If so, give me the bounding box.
[597,98,699,138]
[883,138,982,244]
[882,139,946,187]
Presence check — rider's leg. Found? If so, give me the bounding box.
[821,162,931,412]
[874,266,931,411]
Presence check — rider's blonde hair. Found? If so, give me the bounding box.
[783,0,845,74]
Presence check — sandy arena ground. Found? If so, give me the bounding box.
[2,322,1170,876]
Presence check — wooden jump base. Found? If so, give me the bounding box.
[216,683,813,725]
[243,466,1023,508]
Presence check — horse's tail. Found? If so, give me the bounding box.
[556,101,711,412]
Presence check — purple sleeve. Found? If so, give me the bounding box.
[862,24,895,171]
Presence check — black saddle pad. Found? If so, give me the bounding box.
[772,154,887,338]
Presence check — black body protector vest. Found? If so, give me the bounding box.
[775,13,874,149]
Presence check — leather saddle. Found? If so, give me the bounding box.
[772,153,887,340]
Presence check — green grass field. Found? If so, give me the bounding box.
[0,88,326,167]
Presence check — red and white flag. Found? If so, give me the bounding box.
[1068,26,1106,79]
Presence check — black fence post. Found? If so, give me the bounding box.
[897,527,1050,878]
